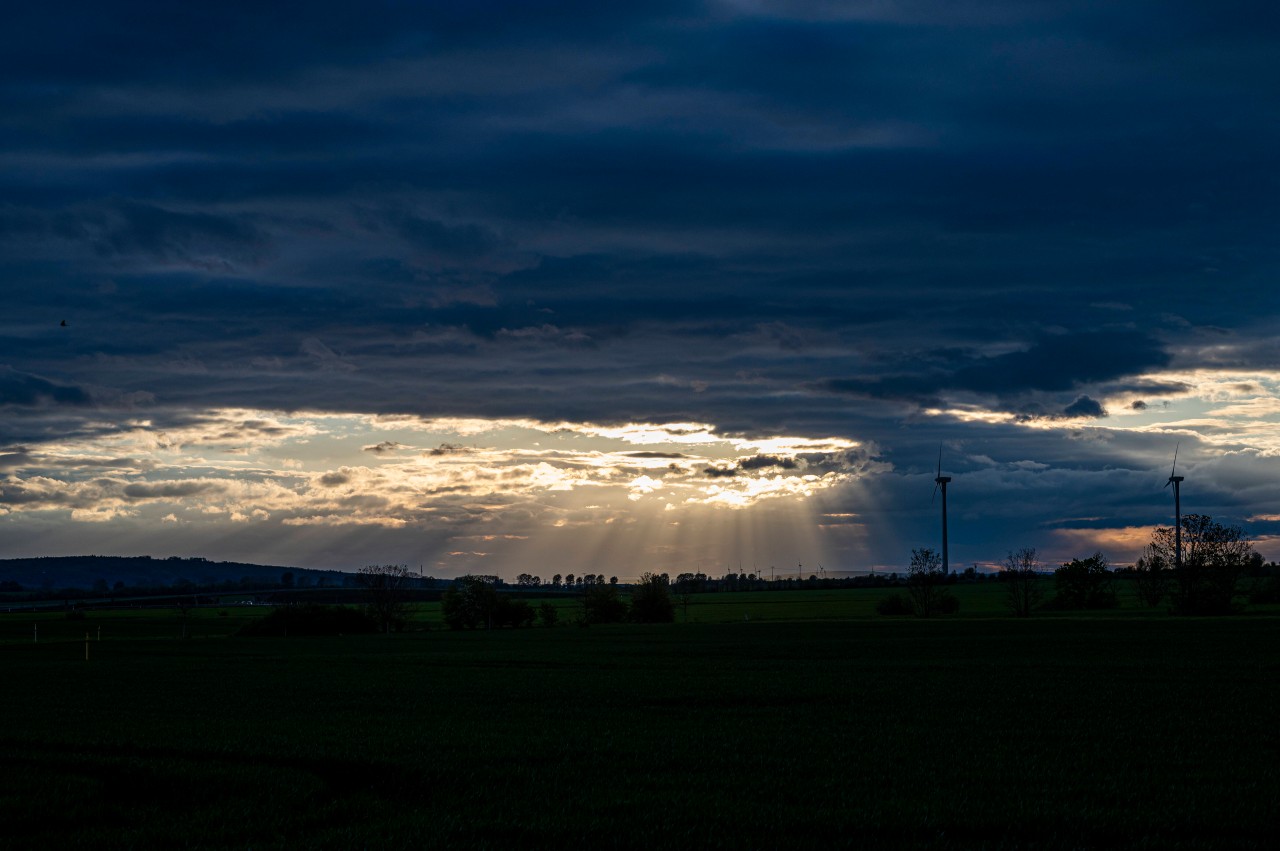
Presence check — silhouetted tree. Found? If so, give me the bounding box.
[1053,552,1117,609]
[906,547,955,617]
[538,601,559,628]
[673,574,698,621]
[1132,548,1169,607]
[581,582,627,624]
[1001,548,1042,617]
[1148,514,1253,614]
[441,575,498,629]
[357,564,415,632]
[629,572,675,623]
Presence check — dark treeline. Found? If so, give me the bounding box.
[511,569,990,594]
[0,555,342,594]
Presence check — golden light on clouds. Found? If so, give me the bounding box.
[0,408,880,575]
[924,368,1280,452]
[1048,526,1159,562]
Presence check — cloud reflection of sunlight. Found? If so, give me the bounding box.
[0,408,885,576]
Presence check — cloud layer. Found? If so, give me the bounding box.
[2,2,1279,574]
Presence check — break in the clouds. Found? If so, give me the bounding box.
[2,2,1279,575]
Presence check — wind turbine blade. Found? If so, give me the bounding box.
[936,444,943,479]
[931,481,939,505]
[1171,442,1180,478]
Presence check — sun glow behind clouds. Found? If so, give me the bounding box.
[0,409,884,574]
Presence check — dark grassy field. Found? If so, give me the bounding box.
[3,591,1278,849]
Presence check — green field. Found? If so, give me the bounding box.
[2,588,1277,849]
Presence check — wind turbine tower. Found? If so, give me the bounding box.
[933,446,952,574]
[1165,444,1184,569]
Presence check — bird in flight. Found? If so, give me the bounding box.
[60,320,68,327]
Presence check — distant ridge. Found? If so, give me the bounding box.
[0,555,348,592]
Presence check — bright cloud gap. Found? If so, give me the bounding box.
[0,407,881,540]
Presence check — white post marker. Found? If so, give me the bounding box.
[34,623,38,643]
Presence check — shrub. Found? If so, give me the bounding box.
[442,576,498,629]
[237,604,379,637]
[1248,577,1280,604]
[875,593,912,616]
[582,583,628,624]
[629,573,676,623]
[492,596,536,628]
[537,601,559,627]
[1053,552,1118,610]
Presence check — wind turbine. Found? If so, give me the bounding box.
[1164,443,1184,569]
[932,445,952,574]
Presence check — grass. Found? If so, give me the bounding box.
[2,588,1277,848]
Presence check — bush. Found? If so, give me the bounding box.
[442,576,498,629]
[237,604,379,637]
[875,593,912,616]
[442,577,536,629]
[936,592,960,615]
[582,583,628,624]
[1249,577,1280,604]
[1053,553,1118,610]
[538,601,559,627]
[492,596,536,628]
[629,573,675,623]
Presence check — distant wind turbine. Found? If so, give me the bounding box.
[932,445,952,574]
[1164,443,1184,569]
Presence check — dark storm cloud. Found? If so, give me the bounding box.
[357,207,508,264]
[738,454,799,471]
[954,333,1169,395]
[0,368,91,407]
[1061,396,1107,419]
[817,331,1170,409]
[78,203,269,267]
[121,481,222,499]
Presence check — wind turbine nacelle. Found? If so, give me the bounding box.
[935,476,952,484]
[1168,476,1184,484]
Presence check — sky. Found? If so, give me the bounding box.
[2,1,1279,578]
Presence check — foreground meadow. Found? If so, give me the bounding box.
[2,594,1277,849]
